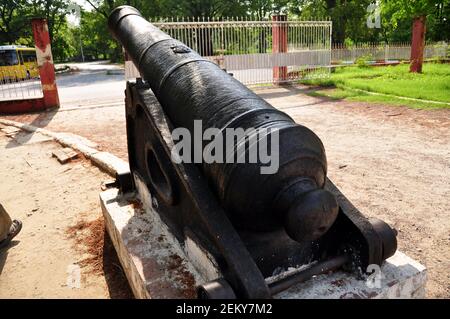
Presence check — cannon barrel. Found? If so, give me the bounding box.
[108,6,339,243]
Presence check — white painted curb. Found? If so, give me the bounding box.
[0,118,129,177]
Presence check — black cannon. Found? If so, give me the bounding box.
[108,6,397,299]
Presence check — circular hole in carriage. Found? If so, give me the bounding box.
[145,146,174,205]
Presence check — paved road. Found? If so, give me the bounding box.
[1,61,449,298]
[0,61,125,104]
[56,61,126,108]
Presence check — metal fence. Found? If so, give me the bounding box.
[125,18,449,85]
[331,42,449,64]
[148,17,332,85]
[0,69,43,101]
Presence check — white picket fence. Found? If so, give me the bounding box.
[331,42,448,64]
[150,17,333,85]
[125,16,449,86]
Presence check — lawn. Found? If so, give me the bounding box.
[301,63,450,109]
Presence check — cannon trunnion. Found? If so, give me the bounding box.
[109,6,397,299]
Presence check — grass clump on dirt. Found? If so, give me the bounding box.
[301,63,450,109]
[66,216,134,298]
[66,217,106,273]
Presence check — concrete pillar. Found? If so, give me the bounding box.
[272,15,288,84]
[410,16,426,73]
[31,18,60,108]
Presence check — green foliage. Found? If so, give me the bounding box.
[382,0,439,20]
[308,86,447,109]
[344,38,355,48]
[158,0,245,17]
[380,0,450,42]
[243,0,291,18]
[1,0,448,62]
[0,0,75,61]
[78,9,115,60]
[355,54,373,67]
[52,19,78,61]
[294,0,380,43]
[0,0,31,44]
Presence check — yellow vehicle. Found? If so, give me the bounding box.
[0,45,39,81]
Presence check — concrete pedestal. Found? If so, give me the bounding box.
[100,188,427,299]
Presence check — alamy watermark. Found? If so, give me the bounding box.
[170,120,280,174]
[366,264,383,289]
[367,1,381,29]
[66,264,81,289]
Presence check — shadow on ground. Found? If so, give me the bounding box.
[102,230,134,299]
[255,84,339,108]
[0,241,20,276]
[4,109,57,149]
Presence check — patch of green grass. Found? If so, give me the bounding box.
[302,63,450,108]
[308,87,445,109]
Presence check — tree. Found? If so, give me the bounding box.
[3,0,448,63]
[84,0,247,57]
[0,0,30,44]
[0,0,75,61]
[155,0,245,17]
[52,21,78,61]
[381,0,443,73]
[28,0,70,42]
[244,0,290,18]
[79,9,118,60]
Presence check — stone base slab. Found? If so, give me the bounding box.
[100,188,427,299]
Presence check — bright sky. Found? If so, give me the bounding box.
[74,0,92,10]
[67,0,94,26]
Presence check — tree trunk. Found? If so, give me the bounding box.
[410,15,426,73]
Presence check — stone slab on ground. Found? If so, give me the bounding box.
[100,187,427,299]
[52,147,79,164]
[1,126,21,136]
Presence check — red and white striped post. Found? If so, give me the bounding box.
[272,15,288,84]
[31,18,60,108]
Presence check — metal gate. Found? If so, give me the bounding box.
[0,70,43,102]
[126,17,332,86]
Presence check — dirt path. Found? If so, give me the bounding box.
[2,85,449,298]
[0,127,132,298]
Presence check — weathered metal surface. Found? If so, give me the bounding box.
[109,6,339,243]
[123,80,272,298]
[108,6,397,299]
